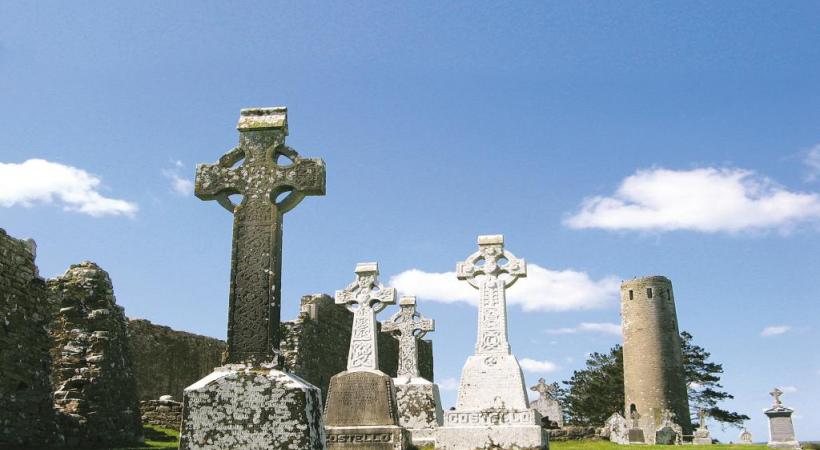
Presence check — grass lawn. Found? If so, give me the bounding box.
[114,425,179,449]
[551,441,768,450]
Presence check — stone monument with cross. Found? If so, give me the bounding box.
[739,427,753,445]
[324,262,410,450]
[437,235,548,450]
[693,408,713,445]
[383,296,443,447]
[530,378,564,428]
[179,107,326,450]
[765,387,801,449]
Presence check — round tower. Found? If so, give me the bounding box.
[621,275,691,434]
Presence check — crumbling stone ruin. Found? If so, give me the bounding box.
[281,293,433,402]
[127,318,225,400]
[49,262,143,447]
[620,275,691,443]
[140,395,183,430]
[0,229,63,448]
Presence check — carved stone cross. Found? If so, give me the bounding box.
[770,387,784,406]
[456,235,526,355]
[382,296,434,379]
[530,377,556,400]
[195,107,325,365]
[336,262,396,371]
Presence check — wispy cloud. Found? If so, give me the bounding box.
[0,159,137,217]
[780,385,798,393]
[564,167,820,233]
[390,264,619,312]
[519,358,560,373]
[804,145,820,182]
[162,160,194,196]
[546,322,622,336]
[438,377,460,391]
[761,325,792,337]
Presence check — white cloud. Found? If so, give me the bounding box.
[564,167,820,233]
[761,325,792,337]
[519,358,559,373]
[390,264,619,312]
[804,145,820,182]
[438,377,460,391]
[163,160,194,196]
[0,159,137,217]
[780,385,798,393]
[545,322,621,336]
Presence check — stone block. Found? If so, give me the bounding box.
[394,378,442,446]
[628,428,645,444]
[179,364,324,450]
[766,408,801,449]
[326,426,407,450]
[436,410,547,450]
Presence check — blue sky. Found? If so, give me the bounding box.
[1,1,819,442]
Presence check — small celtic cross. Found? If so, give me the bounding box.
[382,296,434,379]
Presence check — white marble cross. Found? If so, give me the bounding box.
[456,235,526,355]
[382,296,434,379]
[335,262,396,371]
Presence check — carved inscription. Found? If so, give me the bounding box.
[770,417,796,440]
[327,433,394,443]
[443,410,535,426]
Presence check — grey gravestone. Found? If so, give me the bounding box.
[626,409,645,444]
[325,263,410,450]
[692,409,713,445]
[383,296,443,447]
[739,427,753,444]
[765,388,801,449]
[530,378,564,428]
[654,409,682,445]
[436,235,547,450]
[603,412,629,445]
[179,107,326,450]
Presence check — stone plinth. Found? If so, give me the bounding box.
[693,428,712,445]
[437,409,546,450]
[325,370,409,450]
[628,428,645,444]
[766,407,801,449]
[179,364,325,450]
[394,377,442,446]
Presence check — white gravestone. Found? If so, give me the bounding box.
[382,296,443,447]
[693,409,713,445]
[739,427,753,444]
[529,378,563,428]
[436,235,548,450]
[765,388,801,450]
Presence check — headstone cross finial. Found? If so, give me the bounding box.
[770,387,784,406]
[530,378,556,401]
[194,107,326,365]
[335,262,396,371]
[382,296,435,379]
[456,235,526,355]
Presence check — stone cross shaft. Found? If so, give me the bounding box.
[456,235,526,355]
[195,107,326,365]
[382,296,434,379]
[335,262,396,371]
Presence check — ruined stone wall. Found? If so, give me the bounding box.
[621,275,691,438]
[127,318,225,401]
[281,294,434,402]
[49,262,143,447]
[0,229,63,448]
[140,397,182,430]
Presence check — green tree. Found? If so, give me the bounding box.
[681,331,750,427]
[560,332,748,428]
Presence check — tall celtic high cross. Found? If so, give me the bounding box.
[456,234,526,355]
[382,296,434,379]
[195,107,325,365]
[335,262,396,371]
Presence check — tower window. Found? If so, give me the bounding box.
[646,288,653,298]
[628,290,633,300]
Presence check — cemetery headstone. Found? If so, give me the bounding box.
[436,235,548,450]
[739,427,753,444]
[692,409,713,445]
[383,296,443,447]
[603,412,629,445]
[628,409,646,444]
[654,409,682,445]
[179,107,327,450]
[530,378,564,429]
[324,262,410,450]
[765,388,801,449]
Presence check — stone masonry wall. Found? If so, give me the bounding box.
[281,294,433,402]
[0,229,63,448]
[621,275,691,440]
[127,318,226,401]
[49,262,143,447]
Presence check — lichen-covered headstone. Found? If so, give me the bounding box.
[530,378,564,429]
[765,388,801,449]
[383,296,442,447]
[49,262,144,447]
[602,412,629,445]
[180,107,326,450]
[436,235,548,450]
[324,262,410,450]
[654,409,682,445]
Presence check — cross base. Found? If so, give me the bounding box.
[436,410,548,450]
[394,378,443,447]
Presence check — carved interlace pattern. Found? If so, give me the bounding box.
[335,267,396,371]
[382,301,434,378]
[195,129,326,364]
[456,240,526,355]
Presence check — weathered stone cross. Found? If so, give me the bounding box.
[382,296,434,379]
[456,235,526,355]
[770,387,784,406]
[530,377,557,400]
[335,262,396,371]
[195,107,325,365]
